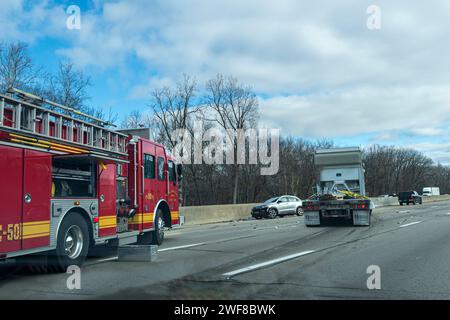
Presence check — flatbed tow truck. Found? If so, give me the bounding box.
[303,147,374,227]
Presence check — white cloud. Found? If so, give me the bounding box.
[4,0,450,163]
[259,85,450,137]
[409,128,446,137]
[130,76,176,99]
[414,141,450,165]
[0,0,66,43]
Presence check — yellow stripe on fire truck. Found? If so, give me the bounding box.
[128,213,154,225]
[99,216,117,229]
[21,221,50,240]
[0,221,49,241]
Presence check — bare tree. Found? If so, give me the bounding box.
[364,145,435,196]
[85,105,119,128]
[121,109,153,129]
[44,60,120,125]
[205,74,259,204]
[46,61,91,111]
[0,42,41,93]
[150,74,199,148]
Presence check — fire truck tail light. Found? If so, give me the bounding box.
[93,217,99,223]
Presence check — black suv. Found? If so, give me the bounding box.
[399,191,422,206]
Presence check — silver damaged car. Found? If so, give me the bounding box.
[251,196,303,219]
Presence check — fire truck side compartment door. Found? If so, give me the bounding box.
[98,162,117,237]
[0,146,23,253]
[22,150,52,250]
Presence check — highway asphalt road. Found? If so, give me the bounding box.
[2,200,450,299]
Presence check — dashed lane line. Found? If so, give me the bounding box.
[222,250,315,278]
[399,221,422,228]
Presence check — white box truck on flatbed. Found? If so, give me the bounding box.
[304,147,374,227]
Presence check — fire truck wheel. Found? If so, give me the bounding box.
[53,213,90,271]
[152,209,165,246]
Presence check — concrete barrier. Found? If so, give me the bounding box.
[423,195,450,203]
[179,195,450,226]
[370,197,399,207]
[180,203,258,226]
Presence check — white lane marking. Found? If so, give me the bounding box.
[399,221,422,228]
[397,210,410,213]
[222,250,315,278]
[94,256,118,263]
[447,213,450,215]
[159,243,206,252]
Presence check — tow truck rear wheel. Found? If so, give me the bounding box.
[51,213,90,272]
[151,209,165,245]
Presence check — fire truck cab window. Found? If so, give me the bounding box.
[52,158,96,198]
[168,160,176,185]
[144,154,155,179]
[157,157,165,181]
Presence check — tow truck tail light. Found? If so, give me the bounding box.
[304,205,320,211]
[352,203,367,209]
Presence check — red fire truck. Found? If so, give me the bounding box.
[0,89,182,271]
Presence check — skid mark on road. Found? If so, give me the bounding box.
[166,220,304,238]
[88,235,259,265]
[219,217,436,279]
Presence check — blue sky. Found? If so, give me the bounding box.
[1,0,450,163]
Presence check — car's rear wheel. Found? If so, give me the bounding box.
[268,208,278,219]
[296,207,304,216]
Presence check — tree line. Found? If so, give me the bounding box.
[1,41,448,205]
[178,138,450,206]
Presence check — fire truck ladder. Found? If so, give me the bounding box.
[0,89,128,159]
